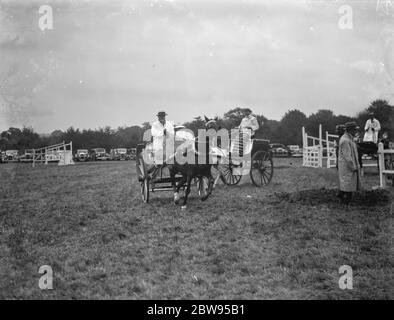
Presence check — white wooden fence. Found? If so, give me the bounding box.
[302,125,339,168]
[302,125,323,168]
[378,142,394,188]
[326,131,339,169]
[32,141,74,167]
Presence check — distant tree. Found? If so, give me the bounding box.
[254,114,268,139]
[306,109,337,137]
[115,126,143,148]
[0,126,40,150]
[277,109,307,145]
[183,116,206,135]
[19,127,40,149]
[334,115,356,127]
[2,100,392,153]
[258,119,280,142]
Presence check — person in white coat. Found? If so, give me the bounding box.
[151,111,174,165]
[234,108,260,175]
[363,112,381,143]
[239,108,260,138]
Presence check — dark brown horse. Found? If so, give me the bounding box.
[168,117,219,209]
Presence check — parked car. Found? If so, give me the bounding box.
[269,144,290,157]
[91,148,110,161]
[74,149,90,162]
[110,148,127,161]
[3,150,19,162]
[287,145,302,157]
[19,149,34,162]
[127,148,137,160]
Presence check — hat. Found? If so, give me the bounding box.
[157,111,167,117]
[345,122,359,130]
[244,108,252,113]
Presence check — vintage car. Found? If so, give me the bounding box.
[74,149,90,162]
[110,148,127,161]
[91,148,110,161]
[287,145,302,157]
[3,150,19,162]
[127,148,137,160]
[19,149,34,162]
[45,150,62,163]
[269,143,290,157]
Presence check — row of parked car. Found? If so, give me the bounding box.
[2,144,301,163]
[0,149,33,163]
[269,144,303,157]
[0,148,137,163]
[74,148,136,162]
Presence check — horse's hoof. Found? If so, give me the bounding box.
[181,205,187,210]
[174,193,180,204]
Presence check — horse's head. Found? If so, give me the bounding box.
[204,115,219,130]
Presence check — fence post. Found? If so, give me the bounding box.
[302,127,306,166]
[378,142,386,188]
[319,124,323,168]
[326,131,329,168]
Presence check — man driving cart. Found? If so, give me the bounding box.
[151,111,175,166]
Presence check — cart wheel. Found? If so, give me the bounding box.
[137,152,150,203]
[250,150,273,187]
[219,163,242,186]
[198,176,213,201]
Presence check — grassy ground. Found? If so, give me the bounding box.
[0,158,393,299]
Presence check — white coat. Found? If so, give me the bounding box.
[363,118,381,143]
[239,115,259,136]
[151,120,174,163]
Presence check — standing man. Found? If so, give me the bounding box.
[335,124,346,170]
[151,111,174,165]
[235,108,259,175]
[239,108,259,138]
[338,122,362,204]
[363,112,381,143]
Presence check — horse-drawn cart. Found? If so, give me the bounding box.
[217,130,274,187]
[135,140,213,204]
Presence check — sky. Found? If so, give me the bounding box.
[0,0,393,133]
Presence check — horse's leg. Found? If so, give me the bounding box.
[176,174,187,204]
[208,167,214,195]
[169,165,180,204]
[199,166,214,201]
[181,175,192,209]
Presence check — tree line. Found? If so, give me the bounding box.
[1,99,393,152]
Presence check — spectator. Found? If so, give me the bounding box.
[335,124,346,170]
[338,122,362,204]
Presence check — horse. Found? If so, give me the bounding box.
[168,116,219,209]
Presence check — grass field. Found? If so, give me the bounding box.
[0,158,393,299]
